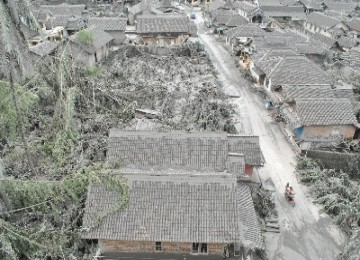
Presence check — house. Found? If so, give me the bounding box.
[211,10,237,28]
[309,32,337,49]
[237,2,263,23]
[322,1,356,15]
[89,17,128,44]
[225,25,265,51]
[82,172,263,258]
[39,3,86,16]
[261,6,306,23]
[135,15,191,46]
[69,27,114,65]
[253,55,330,91]
[336,35,357,51]
[65,16,87,36]
[304,12,347,37]
[225,15,249,28]
[106,130,264,176]
[295,0,323,14]
[293,98,357,139]
[29,41,58,63]
[343,19,360,39]
[340,48,360,69]
[127,0,161,25]
[277,84,335,104]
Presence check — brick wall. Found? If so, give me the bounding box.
[99,240,224,255]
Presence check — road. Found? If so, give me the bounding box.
[192,9,346,260]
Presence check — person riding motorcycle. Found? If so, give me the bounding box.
[285,182,295,200]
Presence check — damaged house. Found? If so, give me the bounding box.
[89,17,128,45]
[135,15,191,46]
[81,130,264,258]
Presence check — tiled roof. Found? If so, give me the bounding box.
[341,48,360,68]
[295,40,326,54]
[237,2,258,13]
[51,15,72,27]
[254,48,300,73]
[70,27,113,54]
[40,4,85,16]
[136,15,190,34]
[212,10,237,25]
[324,1,355,12]
[258,0,284,6]
[333,85,355,100]
[208,0,226,12]
[89,17,127,31]
[225,15,249,27]
[306,12,341,29]
[29,41,57,57]
[337,35,357,49]
[228,135,264,166]
[310,33,336,48]
[344,19,360,32]
[128,0,161,14]
[107,130,263,170]
[295,98,357,126]
[82,173,263,248]
[268,56,331,86]
[282,84,335,102]
[298,0,322,10]
[225,24,265,38]
[66,16,87,30]
[261,6,306,20]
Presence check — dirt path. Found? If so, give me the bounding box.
[192,9,345,260]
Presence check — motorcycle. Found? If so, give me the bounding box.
[285,192,295,207]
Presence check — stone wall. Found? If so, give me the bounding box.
[306,150,360,171]
[99,240,224,255]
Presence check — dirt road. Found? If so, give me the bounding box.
[192,9,345,260]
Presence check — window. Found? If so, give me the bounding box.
[155,241,162,252]
[191,243,208,254]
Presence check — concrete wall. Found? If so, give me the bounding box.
[303,125,356,139]
[99,240,224,255]
[107,31,126,45]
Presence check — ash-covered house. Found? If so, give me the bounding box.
[82,130,264,258]
[135,15,191,46]
[89,17,128,45]
[69,27,114,65]
[261,6,306,24]
[304,12,348,37]
[29,41,58,63]
[291,98,358,139]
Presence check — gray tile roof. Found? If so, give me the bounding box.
[136,15,190,34]
[337,35,357,49]
[333,85,355,100]
[212,10,237,25]
[298,0,323,10]
[310,33,336,48]
[268,56,331,86]
[306,12,341,29]
[340,48,360,68]
[66,16,87,30]
[225,15,249,27]
[323,1,355,12]
[89,17,128,31]
[82,174,263,248]
[261,6,306,20]
[40,4,85,16]
[225,24,265,38]
[258,0,283,6]
[51,15,73,27]
[208,0,226,12]
[344,19,360,32]
[295,40,326,54]
[282,84,335,102]
[295,98,357,126]
[236,2,258,13]
[107,130,263,170]
[70,27,114,54]
[227,135,263,166]
[29,41,58,57]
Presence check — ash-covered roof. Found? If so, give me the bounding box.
[296,98,357,126]
[225,15,249,27]
[40,4,85,16]
[66,16,87,30]
[51,15,73,27]
[268,56,331,86]
[341,48,360,68]
[337,35,357,49]
[70,27,113,54]
[136,15,190,34]
[107,130,263,170]
[298,0,322,10]
[208,0,226,12]
[82,173,263,248]
[212,10,237,25]
[344,19,360,32]
[29,41,58,57]
[225,24,265,38]
[323,1,355,12]
[282,84,335,102]
[306,12,341,29]
[261,6,306,20]
[309,33,336,48]
[258,0,283,6]
[295,40,326,54]
[89,17,127,31]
